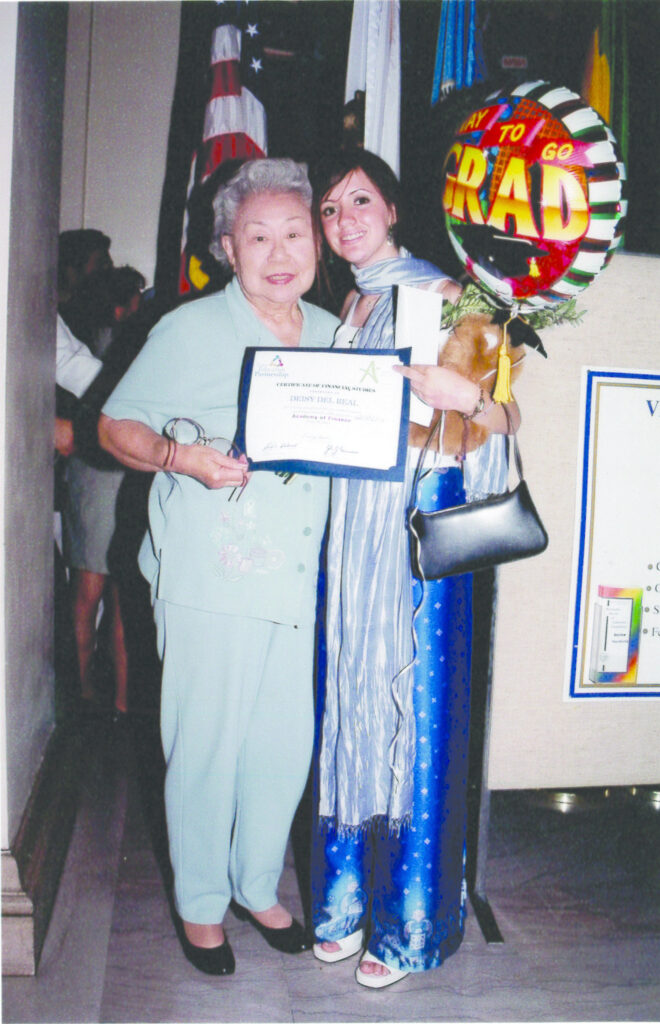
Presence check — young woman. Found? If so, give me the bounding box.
[310,150,519,988]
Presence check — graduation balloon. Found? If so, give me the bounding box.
[442,81,627,311]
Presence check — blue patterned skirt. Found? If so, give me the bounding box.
[312,465,472,972]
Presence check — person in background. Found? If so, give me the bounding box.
[62,266,146,717]
[100,268,161,714]
[309,149,519,988]
[54,314,103,708]
[98,159,338,976]
[55,314,103,417]
[55,227,113,471]
[55,227,113,549]
[58,228,112,344]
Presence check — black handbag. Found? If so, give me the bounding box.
[407,408,548,580]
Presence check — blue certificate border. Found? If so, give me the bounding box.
[235,347,411,481]
[568,369,660,699]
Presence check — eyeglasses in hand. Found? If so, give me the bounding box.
[163,417,247,500]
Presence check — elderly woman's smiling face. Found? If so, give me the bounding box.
[221,191,316,313]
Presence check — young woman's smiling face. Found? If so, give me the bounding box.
[319,168,397,269]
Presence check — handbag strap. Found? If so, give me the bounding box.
[409,413,445,507]
[409,402,524,508]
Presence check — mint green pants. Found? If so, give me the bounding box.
[154,599,314,924]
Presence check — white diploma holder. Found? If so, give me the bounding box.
[394,283,446,427]
[237,347,411,481]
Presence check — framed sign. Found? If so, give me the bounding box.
[566,369,660,698]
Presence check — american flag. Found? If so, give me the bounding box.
[198,1,267,177]
[178,0,269,296]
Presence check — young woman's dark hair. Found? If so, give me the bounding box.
[310,148,404,242]
[310,149,405,308]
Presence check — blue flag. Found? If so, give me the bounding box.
[430,0,486,105]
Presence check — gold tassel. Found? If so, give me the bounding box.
[492,319,514,403]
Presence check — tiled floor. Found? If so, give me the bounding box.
[4,712,660,1024]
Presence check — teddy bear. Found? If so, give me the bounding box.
[408,312,525,456]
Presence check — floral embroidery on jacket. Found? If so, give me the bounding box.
[211,498,285,580]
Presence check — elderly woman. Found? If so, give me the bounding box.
[99,158,338,976]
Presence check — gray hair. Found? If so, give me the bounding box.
[209,158,312,268]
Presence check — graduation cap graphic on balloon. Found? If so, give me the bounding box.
[453,224,547,281]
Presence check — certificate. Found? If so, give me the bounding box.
[395,283,445,427]
[236,347,411,480]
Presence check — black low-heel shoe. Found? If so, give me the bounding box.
[175,919,235,975]
[233,904,311,954]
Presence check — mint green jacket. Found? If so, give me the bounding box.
[103,278,338,625]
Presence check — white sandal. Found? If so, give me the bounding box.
[313,928,364,963]
[355,949,409,988]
